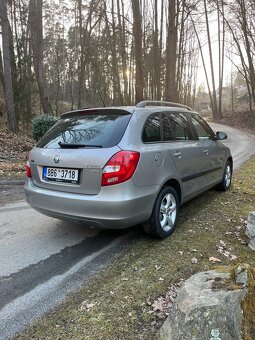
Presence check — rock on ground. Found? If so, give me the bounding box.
[160,270,247,340]
[245,212,255,251]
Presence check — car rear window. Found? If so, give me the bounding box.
[36,113,131,148]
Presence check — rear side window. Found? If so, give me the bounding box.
[142,114,161,142]
[162,113,174,141]
[143,112,194,143]
[37,113,131,148]
[168,113,193,140]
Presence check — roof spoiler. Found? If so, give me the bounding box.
[60,108,131,119]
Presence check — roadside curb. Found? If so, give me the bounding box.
[0,179,25,186]
[0,201,28,211]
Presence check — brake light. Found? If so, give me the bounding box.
[102,151,140,186]
[26,161,32,178]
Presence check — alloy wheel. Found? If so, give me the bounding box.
[159,193,177,232]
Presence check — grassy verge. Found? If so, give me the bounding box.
[242,267,255,339]
[16,157,255,340]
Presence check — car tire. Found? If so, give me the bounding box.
[143,186,179,239]
[216,161,232,191]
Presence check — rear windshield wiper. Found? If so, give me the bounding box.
[58,142,102,148]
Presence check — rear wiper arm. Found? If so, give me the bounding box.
[58,142,102,148]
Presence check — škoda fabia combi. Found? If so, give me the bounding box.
[25,101,232,238]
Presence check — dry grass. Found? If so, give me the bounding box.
[242,268,255,339]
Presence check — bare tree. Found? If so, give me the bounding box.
[165,0,177,101]
[131,0,144,103]
[203,0,218,118]
[0,0,17,132]
[216,0,225,118]
[29,0,52,114]
[117,0,129,104]
[152,0,160,100]
[223,0,255,111]
[9,0,255,128]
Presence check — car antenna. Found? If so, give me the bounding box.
[98,90,106,107]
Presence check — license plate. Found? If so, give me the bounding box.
[43,167,79,184]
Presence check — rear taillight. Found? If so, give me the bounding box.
[102,151,140,186]
[26,161,32,178]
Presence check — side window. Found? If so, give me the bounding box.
[142,113,161,142]
[162,113,174,141]
[190,114,214,140]
[168,113,193,140]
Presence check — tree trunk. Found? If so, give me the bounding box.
[165,0,177,102]
[158,0,164,100]
[176,1,186,103]
[239,0,255,107]
[217,0,224,118]
[153,0,161,100]
[131,0,144,104]
[190,14,214,113]
[203,0,218,119]
[117,0,129,104]
[29,0,52,114]
[9,4,19,126]
[0,0,17,132]
[110,0,123,104]
[77,0,86,108]
[0,48,5,94]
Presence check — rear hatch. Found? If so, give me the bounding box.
[29,108,132,195]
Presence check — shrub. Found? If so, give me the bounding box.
[32,114,59,141]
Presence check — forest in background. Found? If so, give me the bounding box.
[0,0,254,133]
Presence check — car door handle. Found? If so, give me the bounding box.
[174,151,182,158]
[203,149,209,155]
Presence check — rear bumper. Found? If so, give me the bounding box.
[24,179,158,229]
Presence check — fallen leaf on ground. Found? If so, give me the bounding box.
[149,282,182,319]
[152,298,165,312]
[209,257,221,263]
[79,300,95,311]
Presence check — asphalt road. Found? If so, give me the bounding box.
[0,123,254,339]
[210,123,255,170]
[0,205,137,339]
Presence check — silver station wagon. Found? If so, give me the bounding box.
[25,101,233,238]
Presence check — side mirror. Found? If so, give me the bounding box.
[215,131,227,140]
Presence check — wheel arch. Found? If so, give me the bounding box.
[161,178,182,205]
[227,156,233,171]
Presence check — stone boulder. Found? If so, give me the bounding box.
[160,269,247,340]
[245,212,255,251]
